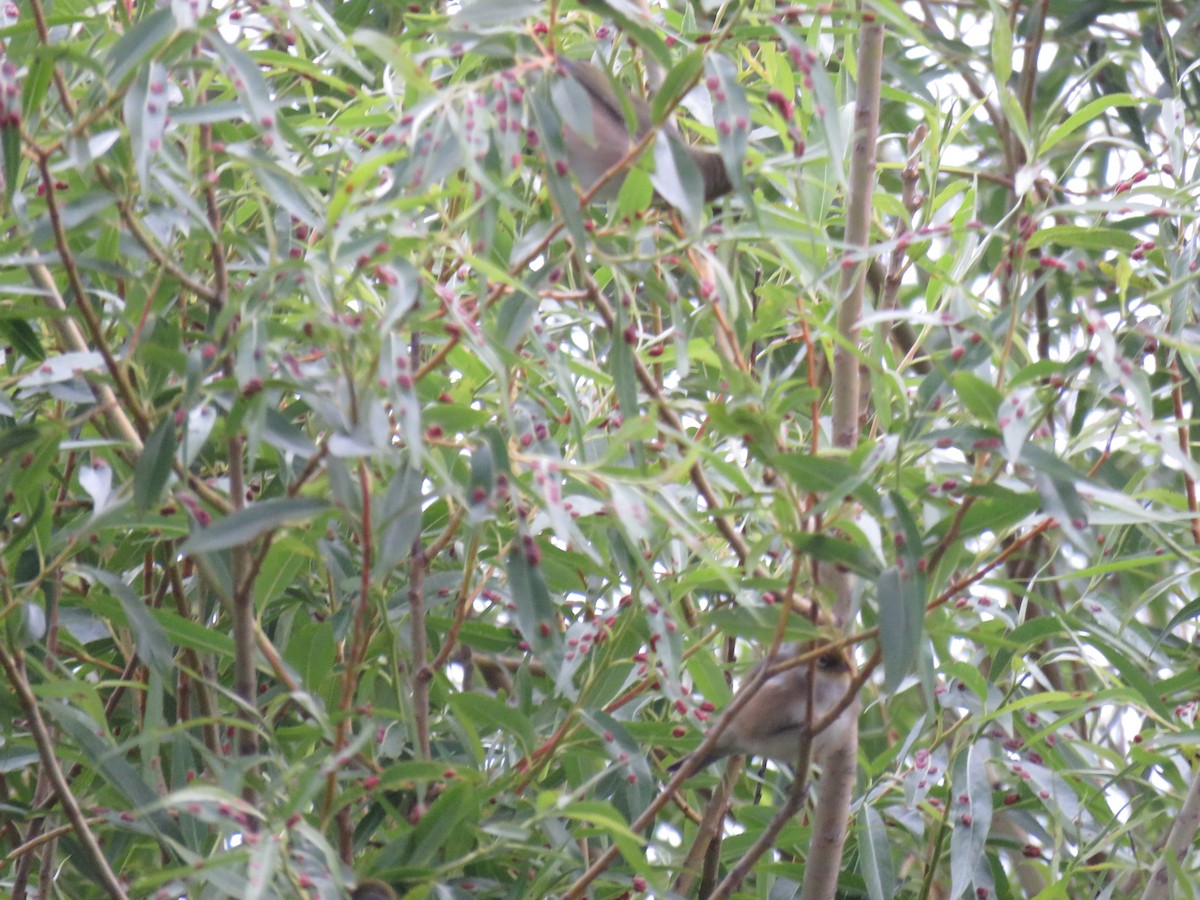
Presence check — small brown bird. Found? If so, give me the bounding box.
[669,645,856,772]
[557,58,733,203]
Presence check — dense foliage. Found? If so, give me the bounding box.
[3,1,1200,898]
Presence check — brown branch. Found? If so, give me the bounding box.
[672,764,737,896]
[1139,764,1200,900]
[799,706,859,899]
[223,410,257,771]
[410,540,432,760]
[3,817,103,868]
[32,155,149,437]
[428,540,484,673]
[165,558,222,757]
[1017,0,1052,132]
[707,751,814,900]
[331,460,379,861]
[27,265,144,450]
[880,124,933,376]
[830,14,883,457]
[807,12,884,893]
[199,121,230,303]
[0,647,128,899]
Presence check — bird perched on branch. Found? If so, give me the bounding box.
[669,645,857,773]
[556,57,733,203]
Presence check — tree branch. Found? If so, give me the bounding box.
[0,647,128,899]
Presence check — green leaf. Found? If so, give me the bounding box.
[950,372,1002,422]
[42,701,183,844]
[530,83,587,246]
[282,622,336,701]
[104,9,174,87]
[993,617,1064,677]
[684,646,733,709]
[447,691,535,756]
[125,61,169,189]
[209,36,278,134]
[375,465,424,574]
[791,531,882,578]
[1039,93,1139,154]
[588,2,671,68]
[1026,224,1139,253]
[988,0,1013,88]
[1082,634,1173,720]
[0,317,44,362]
[705,54,748,194]
[409,781,479,865]
[81,591,234,657]
[77,566,175,682]
[948,742,993,900]
[253,538,309,611]
[0,424,43,458]
[181,497,327,554]
[998,85,1033,159]
[610,319,640,432]
[771,452,862,495]
[858,806,895,900]
[134,414,177,511]
[877,566,922,692]
[650,52,705,126]
[931,487,1040,541]
[557,798,646,864]
[652,130,704,231]
[615,165,654,217]
[454,0,541,27]
[1034,472,1092,555]
[0,118,20,196]
[506,545,560,659]
[5,601,46,648]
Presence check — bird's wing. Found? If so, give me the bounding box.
[558,58,652,138]
[734,668,812,744]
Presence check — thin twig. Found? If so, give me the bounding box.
[1138,764,1200,900]
[707,753,813,900]
[410,540,432,761]
[0,647,128,899]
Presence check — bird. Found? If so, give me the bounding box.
[556,57,733,203]
[668,645,856,773]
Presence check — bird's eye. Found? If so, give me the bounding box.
[817,652,846,671]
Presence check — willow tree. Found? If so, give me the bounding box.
[2,2,1199,899]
